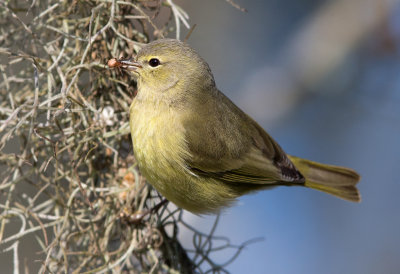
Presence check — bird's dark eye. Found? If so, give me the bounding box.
[149,58,160,67]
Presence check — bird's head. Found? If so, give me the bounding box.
[120,39,215,96]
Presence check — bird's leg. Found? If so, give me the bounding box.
[121,199,169,224]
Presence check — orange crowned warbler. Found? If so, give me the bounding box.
[110,39,361,214]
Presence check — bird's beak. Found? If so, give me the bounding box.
[119,59,142,71]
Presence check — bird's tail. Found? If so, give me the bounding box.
[288,155,361,202]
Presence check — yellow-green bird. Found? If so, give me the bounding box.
[114,38,360,214]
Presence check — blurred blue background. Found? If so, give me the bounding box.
[175,0,400,273]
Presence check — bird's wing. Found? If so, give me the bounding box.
[182,91,304,184]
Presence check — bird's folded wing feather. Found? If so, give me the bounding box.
[182,90,304,184]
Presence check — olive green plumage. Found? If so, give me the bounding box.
[125,39,360,214]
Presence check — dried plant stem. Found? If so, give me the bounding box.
[0,0,249,272]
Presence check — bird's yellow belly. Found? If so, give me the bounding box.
[129,100,243,213]
[130,100,189,191]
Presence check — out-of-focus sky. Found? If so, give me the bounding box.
[175,0,400,273]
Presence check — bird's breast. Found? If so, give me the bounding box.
[129,99,191,191]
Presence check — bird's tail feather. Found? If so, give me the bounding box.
[288,155,361,202]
